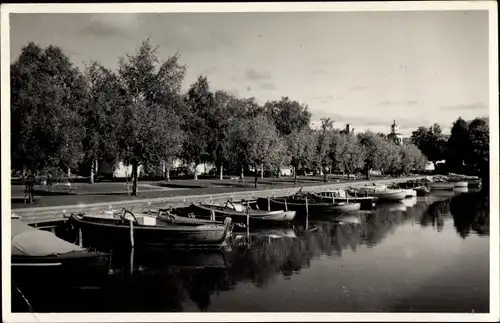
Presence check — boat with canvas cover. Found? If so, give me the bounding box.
[11,218,110,290]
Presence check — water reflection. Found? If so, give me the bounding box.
[13,192,489,313]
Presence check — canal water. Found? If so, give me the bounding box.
[12,190,490,313]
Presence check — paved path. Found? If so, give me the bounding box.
[11,176,423,225]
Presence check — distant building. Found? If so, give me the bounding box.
[387,120,404,145]
[340,124,355,135]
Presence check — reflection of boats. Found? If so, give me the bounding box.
[180,201,296,224]
[336,214,362,225]
[11,218,110,287]
[377,202,407,212]
[401,197,418,208]
[112,248,229,272]
[347,185,406,202]
[394,180,431,196]
[256,196,361,214]
[68,209,233,249]
[238,227,297,239]
[308,189,378,209]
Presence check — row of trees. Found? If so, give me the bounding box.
[12,40,429,195]
[410,117,490,189]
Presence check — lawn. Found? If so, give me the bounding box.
[10,175,399,209]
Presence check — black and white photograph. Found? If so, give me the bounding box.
[1,2,498,322]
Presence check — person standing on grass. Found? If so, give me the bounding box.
[24,171,35,204]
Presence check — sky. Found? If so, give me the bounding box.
[9,10,490,136]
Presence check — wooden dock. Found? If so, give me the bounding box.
[11,177,423,226]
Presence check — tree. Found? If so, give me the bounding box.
[316,118,334,182]
[467,117,489,190]
[116,39,186,195]
[399,143,427,174]
[265,97,311,137]
[206,90,238,180]
[11,43,87,175]
[81,61,124,183]
[357,131,387,179]
[330,133,365,179]
[226,115,284,188]
[287,128,317,184]
[183,76,214,180]
[410,123,447,163]
[445,117,470,173]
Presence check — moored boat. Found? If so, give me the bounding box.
[11,218,110,289]
[256,196,361,214]
[347,186,406,202]
[178,201,296,225]
[68,209,232,249]
[308,190,377,209]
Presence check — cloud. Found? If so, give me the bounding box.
[259,82,277,90]
[245,68,271,81]
[349,85,368,92]
[312,95,335,104]
[378,100,419,106]
[441,102,488,111]
[79,14,140,39]
[311,68,329,75]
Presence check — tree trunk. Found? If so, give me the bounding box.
[276,167,281,178]
[260,164,264,179]
[240,165,245,182]
[254,170,258,188]
[194,164,198,180]
[131,163,138,196]
[166,165,171,182]
[365,166,370,180]
[294,166,298,185]
[89,160,95,184]
[323,166,327,183]
[219,165,223,180]
[125,169,130,196]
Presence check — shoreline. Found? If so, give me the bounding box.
[12,176,423,225]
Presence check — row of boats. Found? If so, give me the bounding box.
[11,175,480,287]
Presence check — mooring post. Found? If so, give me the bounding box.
[78,228,83,247]
[129,219,135,248]
[130,247,134,275]
[267,197,270,211]
[305,196,309,230]
[210,209,215,221]
[284,199,288,212]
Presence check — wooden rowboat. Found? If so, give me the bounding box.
[347,186,406,202]
[178,201,296,224]
[308,190,377,209]
[256,196,361,214]
[68,209,232,249]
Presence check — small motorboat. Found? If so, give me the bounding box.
[68,208,233,249]
[179,200,297,225]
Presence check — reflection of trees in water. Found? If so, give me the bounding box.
[449,192,489,238]
[415,192,489,238]
[418,200,450,232]
[103,193,488,312]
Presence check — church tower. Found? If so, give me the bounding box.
[388,120,403,145]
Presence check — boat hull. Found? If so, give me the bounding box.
[68,214,230,249]
[349,188,406,202]
[256,197,361,214]
[183,203,296,224]
[309,192,377,209]
[430,183,455,190]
